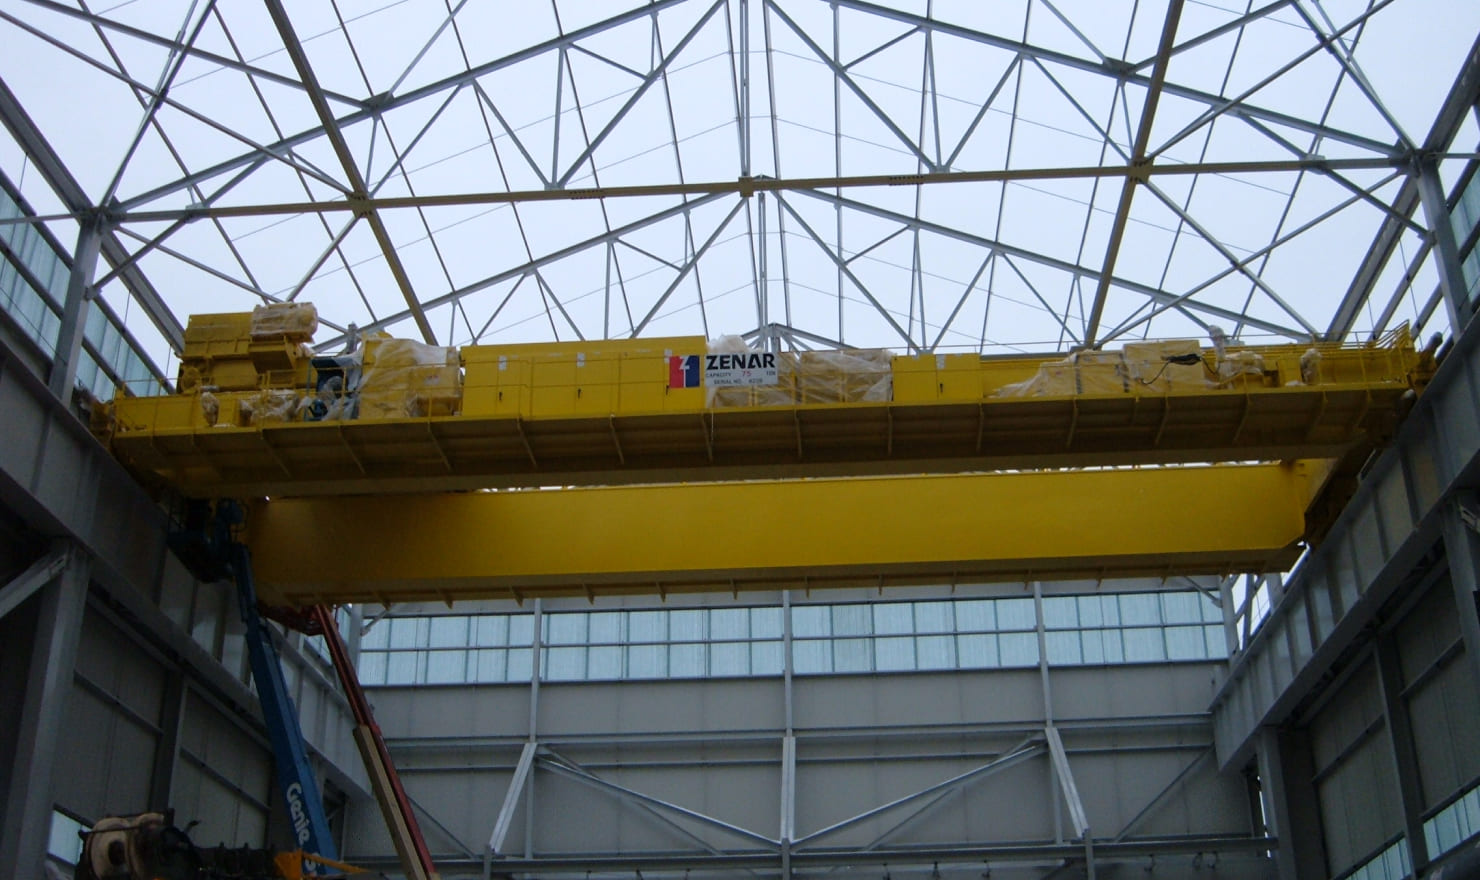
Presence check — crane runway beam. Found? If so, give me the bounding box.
[245,461,1332,606]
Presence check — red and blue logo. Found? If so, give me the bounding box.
[668,354,700,388]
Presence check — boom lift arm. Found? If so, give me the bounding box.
[170,501,438,879]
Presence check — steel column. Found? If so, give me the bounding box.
[147,669,187,813]
[1256,726,1326,879]
[47,219,102,406]
[525,599,542,860]
[0,542,88,880]
[1374,634,1431,873]
[1417,158,1475,333]
[1443,493,1480,695]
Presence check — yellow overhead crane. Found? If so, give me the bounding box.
[95,304,1434,606]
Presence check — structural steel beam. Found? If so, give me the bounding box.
[1327,33,1480,339]
[110,155,1417,224]
[246,462,1329,606]
[0,545,88,880]
[1210,270,1480,770]
[262,0,436,344]
[0,545,68,622]
[1082,0,1183,347]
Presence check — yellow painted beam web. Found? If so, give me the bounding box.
[247,462,1331,606]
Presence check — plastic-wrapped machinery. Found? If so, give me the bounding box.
[706,335,891,407]
[356,337,462,419]
[249,302,318,341]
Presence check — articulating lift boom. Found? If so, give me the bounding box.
[167,501,438,880]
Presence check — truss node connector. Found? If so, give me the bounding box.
[344,192,375,218]
[1128,158,1154,182]
[738,175,756,198]
[1100,57,1135,78]
[1301,154,1329,172]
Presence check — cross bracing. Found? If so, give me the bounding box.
[0,1,1478,381]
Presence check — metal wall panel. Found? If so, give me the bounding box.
[353,660,1266,877]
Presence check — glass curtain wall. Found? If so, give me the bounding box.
[357,590,1227,687]
[0,170,166,398]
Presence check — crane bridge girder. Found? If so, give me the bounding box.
[246,461,1332,606]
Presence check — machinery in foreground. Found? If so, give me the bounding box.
[71,811,365,880]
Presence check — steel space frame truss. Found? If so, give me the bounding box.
[1,1,1477,366]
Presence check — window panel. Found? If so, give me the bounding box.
[1201,594,1225,623]
[751,607,783,638]
[429,616,468,648]
[507,648,533,681]
[1124,627,1167,662]
[671,644,706,677]
[958,634,998,668]
[1205,625,1228,658]
[873,603,914,635]
[751,641,784,676]
[628,645,666,678]
[793,640,832,674]
[916,635,956,670]
[361,620,389,650]
[48,811,87,867]
[1165,626,1206,660]
[476,616,508,647]
[1161,593,1204,624]
[997,598,1036,631]
[545,646,586,680]
[1042,597,1079,629]
[588,646,623,679]
[1076,596,1104,627]
[389,617,427,649]
[956,600,994,631]
[834,637,872,672]
[427,650,467,684]
[1080,630,1105,664]
[359,652,388,685]
[832,605,870,636]
[1120,594,1161,626]
[875,636,916,671]
[999,632,1038,666]
[711,642,750,676]
[1046,630,1082,665]
[914,602,953,633]
[509,616,534,646]
[588,612,622,643]
[474,649,506,682]
[792,606,830,637]
[670,610,705,641]
[629,611,667,643]
[386,652,418,685]
[546,613,587,645]
[710,608,749,638]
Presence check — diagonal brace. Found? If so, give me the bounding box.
[0,547,71,622]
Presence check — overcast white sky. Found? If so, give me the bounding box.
[2,0,1478,375]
